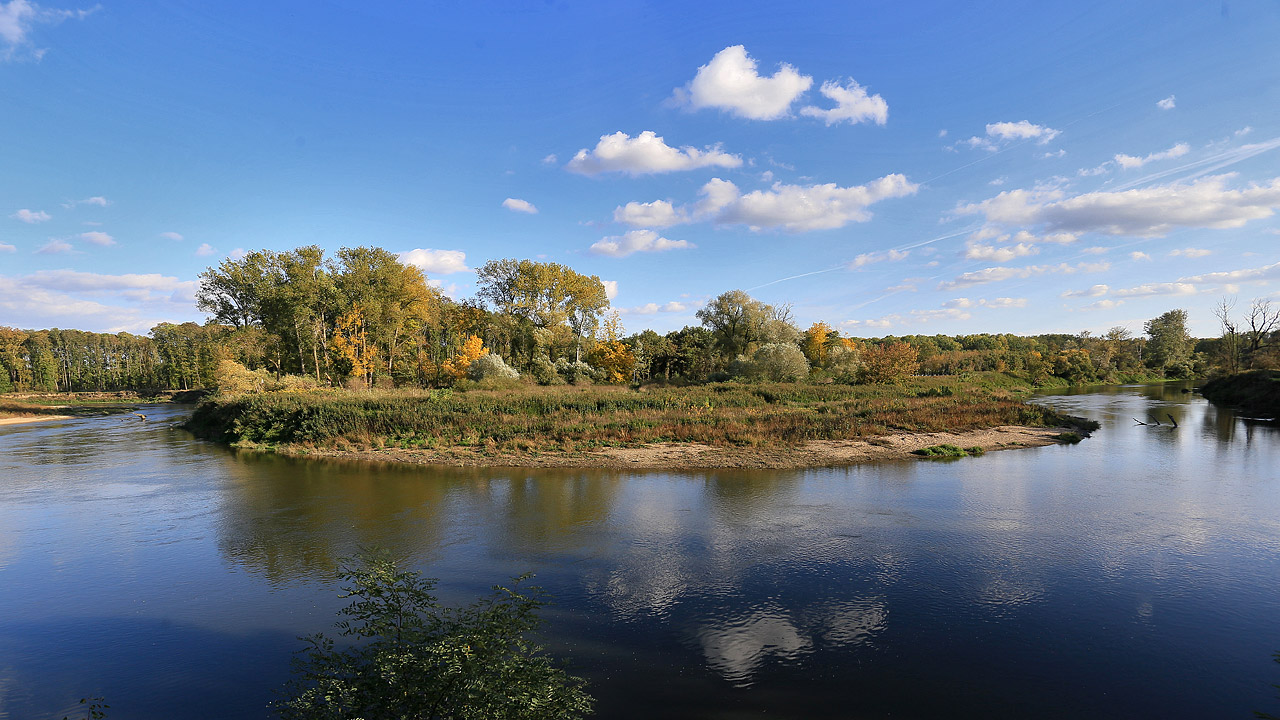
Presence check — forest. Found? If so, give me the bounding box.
[2,245,1278,395]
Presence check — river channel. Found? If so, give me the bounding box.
[1,381,1278,718]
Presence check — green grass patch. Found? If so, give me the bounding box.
[911,444,985,458]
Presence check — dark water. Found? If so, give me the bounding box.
[2,381,1278,719]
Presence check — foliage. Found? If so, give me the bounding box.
[332,306,376,388]
[469,353,520,381]
[860,342,919,384]
[444,335,490,381]
[1144,309,1194,377]
[744,343,810,382]
[186,374,1085,453]
[275,552,593,720]
[911,444,984,458]
[1200,370,1280,416]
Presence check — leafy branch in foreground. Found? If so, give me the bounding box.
[274,551,593,720]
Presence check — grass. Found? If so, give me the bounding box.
[911,444,985,458]
[0,396,139,420]
[185,373,1091,455]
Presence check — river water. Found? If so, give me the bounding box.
[1,382,1278,719]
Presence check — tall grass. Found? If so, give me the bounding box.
[186,374,1084,453]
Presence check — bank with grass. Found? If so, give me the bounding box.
[1200,370,1280,417]
[184,373,1097,469]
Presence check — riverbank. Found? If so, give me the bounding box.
[0,394,161,424]
[1200,370,1280,417]
[187,374,1097,469]
[0,414,74,426]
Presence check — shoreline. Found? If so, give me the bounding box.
[0,415,75,426]
[267,425,1075,470]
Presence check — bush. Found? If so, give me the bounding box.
[469,353,519,381]
[911,443,984,458]
[747,343,810,382]
[555,358,598,384]
[275,552,593,720]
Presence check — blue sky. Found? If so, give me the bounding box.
[2,0,1279,337]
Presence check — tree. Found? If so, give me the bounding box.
[1144,309,1193,377]
[332,307,375,387]
[587,313,635,383]
[695,290,795,362]
[747,343,810,382]
[802,322,833,368]
[275,552,593,720]
[443,335,489,380]
[475,259,609,364]
[860,342,919,384]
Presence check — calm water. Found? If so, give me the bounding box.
[2,382,1278,719]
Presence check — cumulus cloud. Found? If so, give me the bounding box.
[672,45,813,120]
[956,120,1061,152]
[697,174,918,232]
[10,208,50,223]
[541,154,557,164]
[501,197,538,214]
[397,248,469,275]
[159,231,183,241]
[195,243,216,257]
[79,230,114,246]
[799,78,888,126]
[35,239,73,254]
[964,241,1039,262]
[1157,95,1176,110]
[938,261,1109,290]
[566,131,741,175]
[613,199,687,228]
[1114,142,1190,169]
[1130,251,1151,261]
[601,280,618,300]
[590,229,693,258]
[957,174,1280,237]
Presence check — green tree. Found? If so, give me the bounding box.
[275,553,593,720]
[1144,309,1193,377]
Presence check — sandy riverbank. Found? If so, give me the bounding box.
[276,425,1074,470]
[0,415,74,426]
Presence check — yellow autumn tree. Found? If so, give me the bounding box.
[441,334,488,380]
[332,306,375,387]
[802,322,833,368]
[587,313,635,384]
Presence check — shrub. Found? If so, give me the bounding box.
[214,359,270,394]
[747,343,810,382]
[860,342,919,384]
[275,552,593,720]
[469,353,519,381]
[555,358,598,384]
[911,443,984,458]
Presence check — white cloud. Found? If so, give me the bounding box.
[886,282,917,292]
[1042,149,1066,159]
[1112,282,1199,297]
[946,297,1028,309]
[849,249,909,269]
[1130,251,1151,261]
[397,248,469,275]
[799,78,888,126]
[228,248,247,260]
[1180,260,1280,285]
[195,243,216,257]
[957,174,1280,237]
[1168,247,1212,258]
[10,208,50,223]
[672,45,812,121]
[0,242,15,253]
[1,0,96,61]
[964,241,1038,262]
[1114,142,1190,170]
[35,239,73,254]
[1061,284,1110,298]
[541,154,557,164]
[698,174,918,232]
[1157,95,1176,110]
[957,120,1061,151]
[159,231,183,241]
[938,261,1109,290]
[618,301,691,316]
[83,195,108,206]
[614,199,687,228]
[590,229,693,258]
[0,270,199,333]
[601,280,618,300]
[566,131,741,176]
[501,197,538,214]
[79,230,114,246]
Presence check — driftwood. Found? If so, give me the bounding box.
[1133,414,1179,428]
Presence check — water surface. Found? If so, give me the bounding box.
[1,382,1278,719]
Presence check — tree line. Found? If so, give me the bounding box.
[2,245,1276,394]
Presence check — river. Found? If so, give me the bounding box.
[1,381,1278,719]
